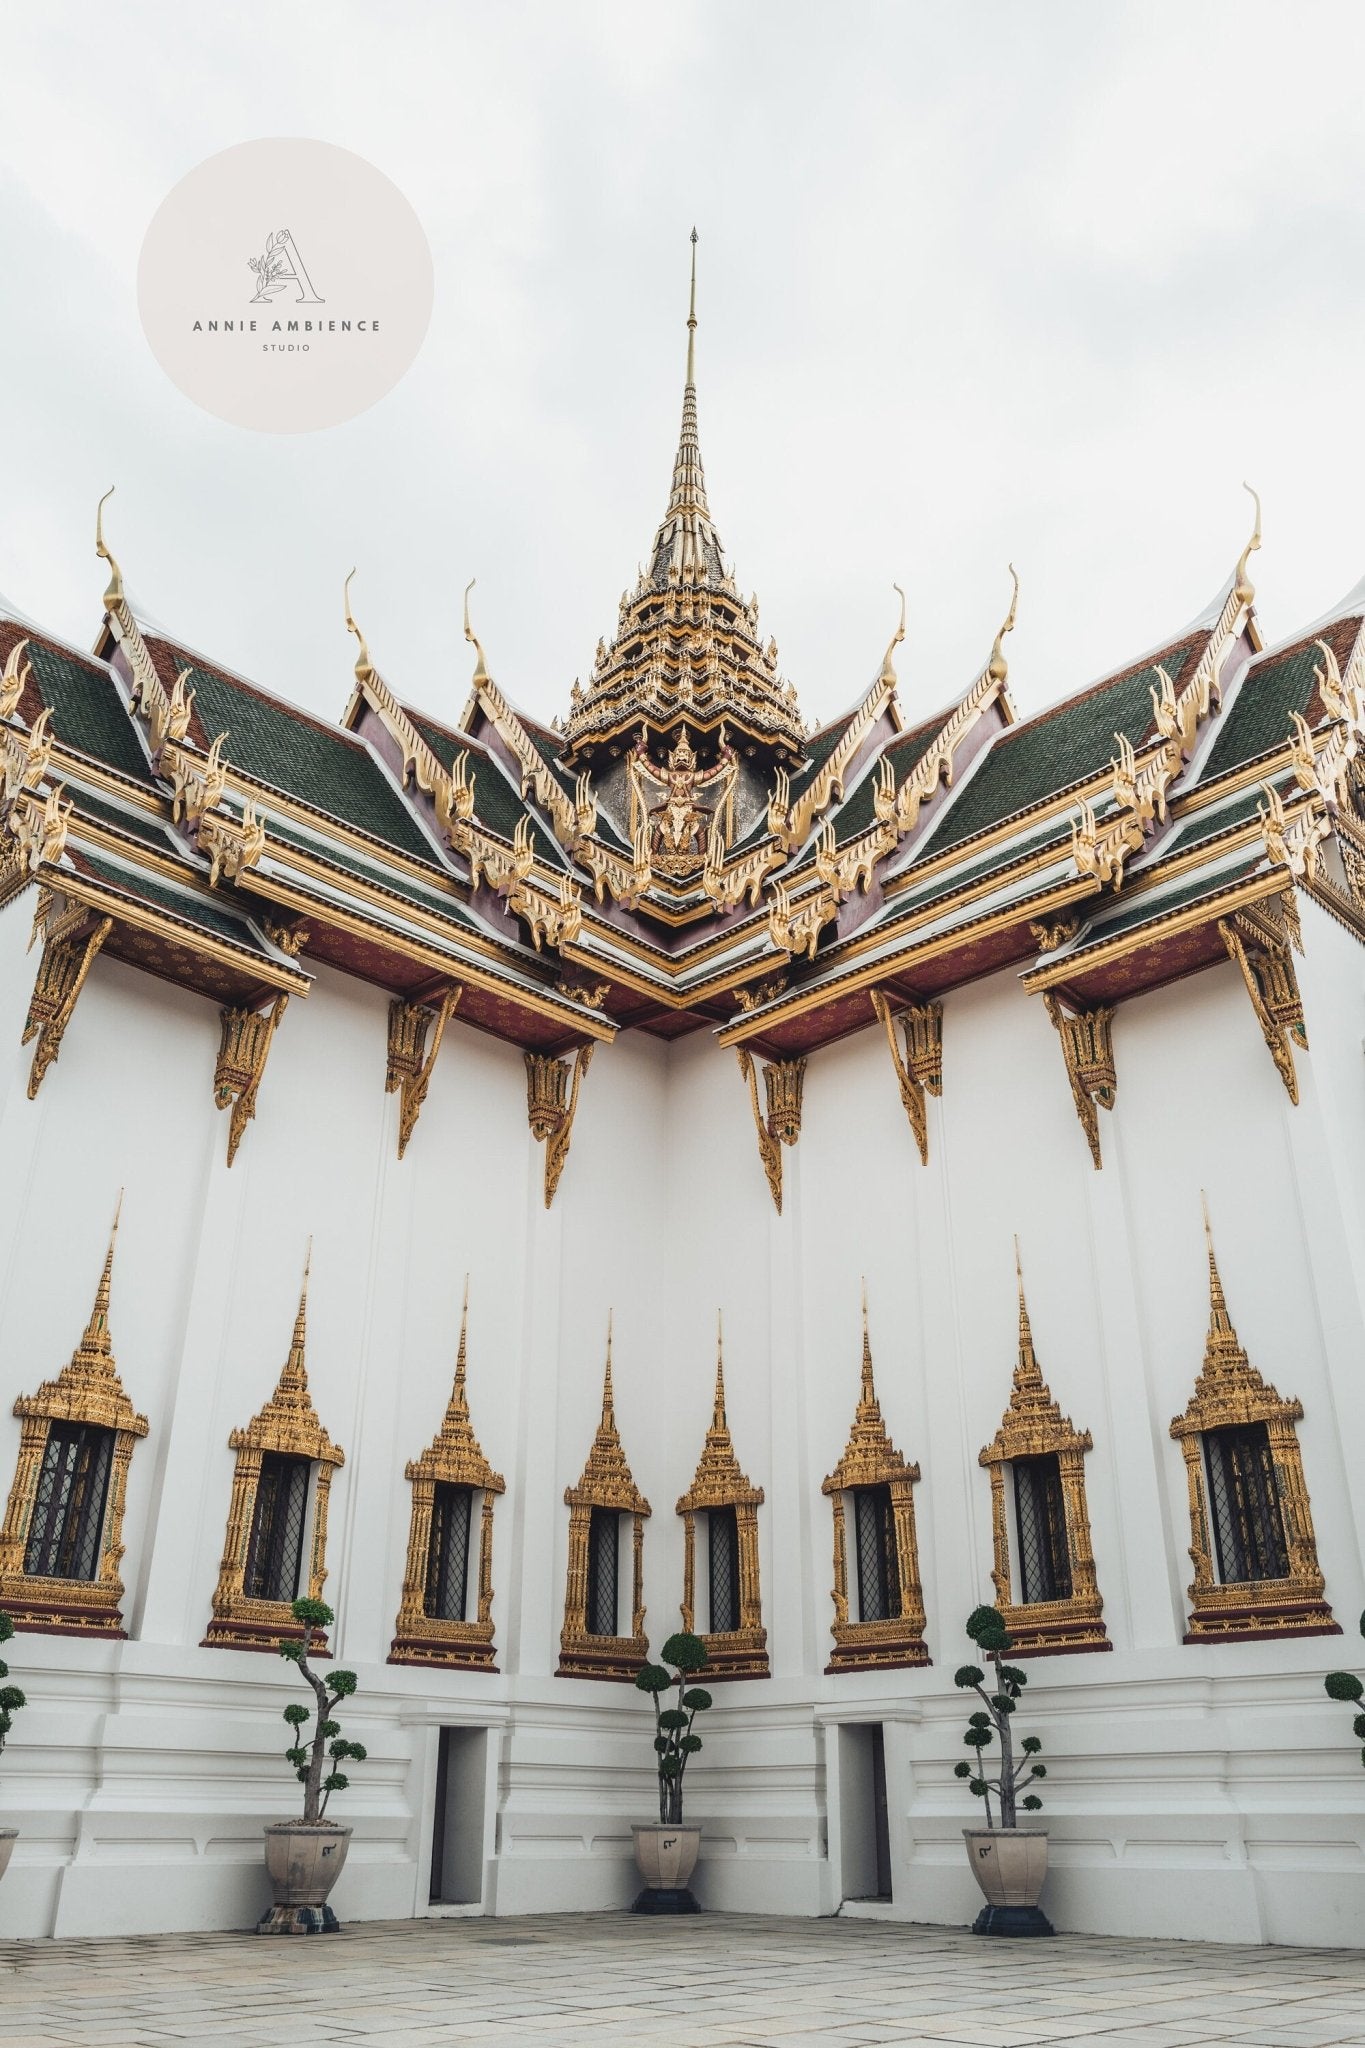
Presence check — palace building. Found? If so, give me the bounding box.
[1,243,1365,1945]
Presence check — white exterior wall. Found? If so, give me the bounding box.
[1,889,1364,1942]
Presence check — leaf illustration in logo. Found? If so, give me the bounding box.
[265,231,275,253]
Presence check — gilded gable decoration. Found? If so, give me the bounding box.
[870,988,942,1165]
[386,986,461,1159]
[821,1294,928,1673]
[525,1043,594,1208]
[1218,896,1306,1104]
[558,1322,651,1681]
[391,1281,506,1670]
[675,1322,768,1680]
[978,1246,1108,1656]
[22,893,113,1099]
[203,1247,345,1653]
[0,633,32,722]
[736,1048,804,1214]
[214,995,289,1167]
[0,1197,148,1636]
[1170,1204,1335,1643]
[1043,994,1116,1170]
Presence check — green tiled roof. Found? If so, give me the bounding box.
[920,638,1202,859]
[264,817,476,925]
[1156,789,1265,859]
[833,725,941,846]
[28,640,155,787]
[788,711,856,799]
[74,849,269,948]
[1068,857,1261,954]
[1200,617,1360,782]
[411,716,563,867]
[164,651,441,868]
[70,786,175,851]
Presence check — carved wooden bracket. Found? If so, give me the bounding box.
[1218,907,1306,1105]
[525,1042,595,1208]
[386,986,461,1159]
[870,989,942,1165]
[1043,993,1116,1170]
[22,903,113,1099]
[214,994,289,1166]
[735,1048,805,1213]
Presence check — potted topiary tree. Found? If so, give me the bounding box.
[0,1612,26,1885]
[953,1604,1052,1936]
[1324,1615,1365,1764]
[631,1631,713,1913]
[259,1596,368,1934]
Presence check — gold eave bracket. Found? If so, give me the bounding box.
[869,988,941,1165]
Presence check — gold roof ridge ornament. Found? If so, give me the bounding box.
[95,486,124,612]
[988,564,1020,687]
[879,583,907,689]
[1235,482,1262,609]
[463,579,491,690]
[343,569,373,687]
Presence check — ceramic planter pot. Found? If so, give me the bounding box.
[257,1821,352,1934]
[631,1822,701,1914]
[0,1828,16,1883]
[963,1826,1053,1936]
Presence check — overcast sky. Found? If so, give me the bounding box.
[3,3,1365,742]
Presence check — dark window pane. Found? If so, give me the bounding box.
[708,1506,740,1634]
[24,1423,114,1581]
[1013,1454,1073,1604]
[854,1485,900,1622]
[1205,1424,1290,1583]
[585,1507,619,1636]
[243,1453,310,1604]
[424,1483,472,1621]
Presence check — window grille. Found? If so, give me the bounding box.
[424,1483,473,1622]
[585,1506,619,1636]
[708,1505,740,1634]
[243,1452,310,1604]
[854,1484,901,1622]
[24,1422,114,1581]
[1012,1453,1073,1604]
[1204,1423,1290,1583]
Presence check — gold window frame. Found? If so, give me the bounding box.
[978,1250,1108,1656]
[0,1200,147,1637]
[1171,1209,1336,1644]
[391,1283,505,1670]
[557,1324,650,1682]
[821,1298,928,1673]
[675,1325,768,1680]
[202,1250,344,1654]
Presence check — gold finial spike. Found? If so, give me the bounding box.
[988,564,1020,685]
[686,227,699,387]
[880,583,907,687]
[85,1189,124,1347]
[454,1273,471,1395]
[1235,483,1262,607]
[713,1311,727,1429]
[283,1238,313,1389]
[601,1311,616,1423]
[1013,1234,1039,1371]
[95,486,123,610]
[463,579,490,688]
[343,569,373,685]
[1201,1191,1230,1330]
[859,1280,877,1406]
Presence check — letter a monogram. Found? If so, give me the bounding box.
[247,228,324,305]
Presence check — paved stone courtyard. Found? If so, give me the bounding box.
[2,1913,1364,2048]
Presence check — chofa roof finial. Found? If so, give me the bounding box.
[1235,483,1262,607]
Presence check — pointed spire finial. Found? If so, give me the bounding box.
[601,1310,615,1423]
[1201,1191,1231,1330]
[463,579,490,688]
[859,1279,877,1406]
[988,564,1020,685]
[282,1238,312,1392]
[343,568,373,685]
[1013,1235,1043,1383]
[95,486,123,610]
[84,1189,124,1351]
[1235,483,1262,607]
[880,583,907,686]
[713,1310,727,1429]
[454,1272,471,1400]
[686,227,699,386]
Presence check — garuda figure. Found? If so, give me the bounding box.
[628,724,738,875]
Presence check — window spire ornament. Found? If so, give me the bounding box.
[558,1316,651,1681]
[1170,1199,1335,1643]
[675,1317,768,1680]
[391,1278,506,1670]
[978,1242,1108,1656]
[0,1194,148,1636]
[820,1286,928,1673]
[203,1243,345,1653]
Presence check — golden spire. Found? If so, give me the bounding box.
[859,1278,878,1411]
[987,564,1020,685]
[1013,1236,1043,1388]
[95,486,123,610]
[686,225,698,387]
[451,1273,471,1414]
[343,568,373,685]
[713,1311,727,1431]
[1235,483,1262,607]
[879,584,907,687]
[601,1311,615,1426]
[281,1238,312,1398]
[463,579,490,688]
[82,1190,124,1360]
[1201,1192,1232,1337]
